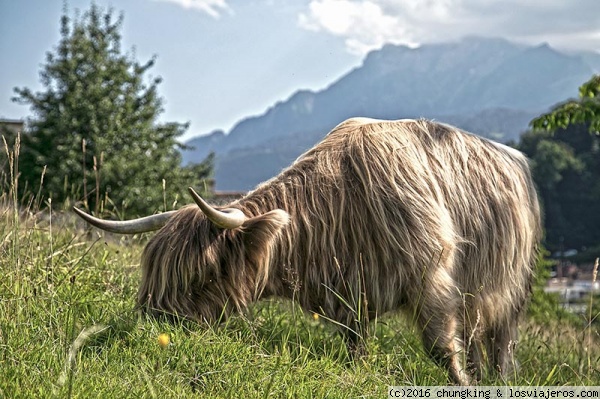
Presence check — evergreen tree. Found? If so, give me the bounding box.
[12,4,212,216]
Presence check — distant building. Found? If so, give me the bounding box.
[204,178,246,205]
[0,119,25,136]
[545,275,600,313]
[212,190,246,205]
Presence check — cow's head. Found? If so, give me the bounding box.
[74,188,289,322]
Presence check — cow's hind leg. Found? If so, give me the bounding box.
[485,314,520,378]
[416,287,472,386]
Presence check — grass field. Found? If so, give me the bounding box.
[1,145,599,397]
[1,201,598,398]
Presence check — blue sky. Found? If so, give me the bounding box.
[2,0,599,141]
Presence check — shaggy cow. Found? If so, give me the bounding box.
[74,118,541,384]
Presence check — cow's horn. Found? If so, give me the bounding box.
[73,207,176,234]
[188,187,246,229]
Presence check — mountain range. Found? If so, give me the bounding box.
[181,37,600,191]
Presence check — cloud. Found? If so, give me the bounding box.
[299,0,600,55]
[298,0,415,55]
[153,0,232,18]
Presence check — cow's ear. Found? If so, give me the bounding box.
[241,209,289,255]
[241,209,289,292]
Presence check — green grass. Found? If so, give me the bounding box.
[1,139,599,398]
[1,204,598,398]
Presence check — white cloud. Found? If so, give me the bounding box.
[299,0,417,55]
[299,0,600,55]
[153,0,232,19]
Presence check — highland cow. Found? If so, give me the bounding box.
[74,118,541,384]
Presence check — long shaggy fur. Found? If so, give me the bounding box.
[138,118,541,384]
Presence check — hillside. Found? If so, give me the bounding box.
[182,37,600,191]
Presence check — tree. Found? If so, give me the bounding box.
[518,127,591,250]
[532,74,600,135]
[519,75,600,252]
[12,4,212,216]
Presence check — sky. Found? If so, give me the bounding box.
[1,0,599,141]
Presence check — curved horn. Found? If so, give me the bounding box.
[73,207,176,234]
[188,187,246,229]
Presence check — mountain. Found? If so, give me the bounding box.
[182,37,600,191]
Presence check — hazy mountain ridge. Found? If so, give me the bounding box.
[182,37,600,191]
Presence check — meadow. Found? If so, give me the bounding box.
[1,143,599,398]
